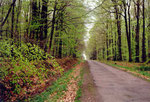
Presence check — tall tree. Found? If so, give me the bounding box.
[41,0,48,40]
[135,0,140,62]
[30,0,40,39]
[112,0,122,61]
[148,0,150,58]
[48,0,57,53]
[122,0,132,62]
[1,0,17,27]
[15,0,21,41]
[11,0,15,39]
[142,0,146,62]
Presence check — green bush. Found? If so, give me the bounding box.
[0,39,12,57]
[137,66,150,71]
[0,59,48,94]
[0,39,66,101]
[0,39,50,61]
[0,39,50,96]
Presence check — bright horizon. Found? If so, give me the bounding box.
[83,0,98,60]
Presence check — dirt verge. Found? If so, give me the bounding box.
[57,62,83,102]
[80,61,101,102]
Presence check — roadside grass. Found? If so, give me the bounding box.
[28,68,74,102]
[103,61,150,81]
[75,65,84,102]
[28,60,83,102]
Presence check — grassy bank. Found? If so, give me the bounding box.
[74,66,84,102]
[102,61,150,81]
[28,68,74,102]
[29,61,84,102]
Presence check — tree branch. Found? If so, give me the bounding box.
[1,0,17,27]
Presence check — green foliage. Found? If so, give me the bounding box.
[0,59,48,94]
[0,39,50,61]
[19,43,49,61]
[137,66,150,71]
[108,63,150,80]
[75,67,84,102]
[0,39,12,57]
[75,87,82,102]
[86,0,150,62]
[28,69,73,102]
[51,0,86,58]
[0,39,65,98]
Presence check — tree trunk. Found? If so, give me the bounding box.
[113,32,117,61]
[30,0,38,39]
[11,0,15,39]
[58,10,65,58]
[128,1,132,62]
[41,0,48,40]
[112,0,122,61]
[123,0,132,62]
[142,0,146,62]
[0,4,4,38]
[15,0,21,41]
[117,15,122,61]
[135,0,140,62]
[106,25,109,60]
[48,1,57,53]
[148,0,150,58]
[1,0,17,27]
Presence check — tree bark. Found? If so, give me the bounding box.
[135,0,140,62]
[48,1,57,54]
[128,1,132,62]
[123,0,132,62]
[30,0,38,39]
[11,0,15,39]
[41,0,48,40]
[1,0,17,27]
[15,0,21,41]
[106,24,109,60]
[142,0,146,62]
[0,3,4,38]
[112,0,122,61]
[148,0,150,58]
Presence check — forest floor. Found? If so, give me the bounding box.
[29,59,85,102]
[87,60,150,102]
[0,57,82,101]
[55,62,83,102]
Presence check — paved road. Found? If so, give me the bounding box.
[88,60,150,102]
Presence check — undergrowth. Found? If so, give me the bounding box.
[0,39,64,101]
[0,39,49,61]
[28,68,74,102]
[30,61,82,102]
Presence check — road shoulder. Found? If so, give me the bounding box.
[80,61,103,102]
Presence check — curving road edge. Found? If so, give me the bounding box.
[87,60,150,102]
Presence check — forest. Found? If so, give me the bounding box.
[0,0,85,58]
[0,0,150,101]
[0,0,86,101]
[86,0,150,63]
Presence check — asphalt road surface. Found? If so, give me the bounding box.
[87,60,150,102]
